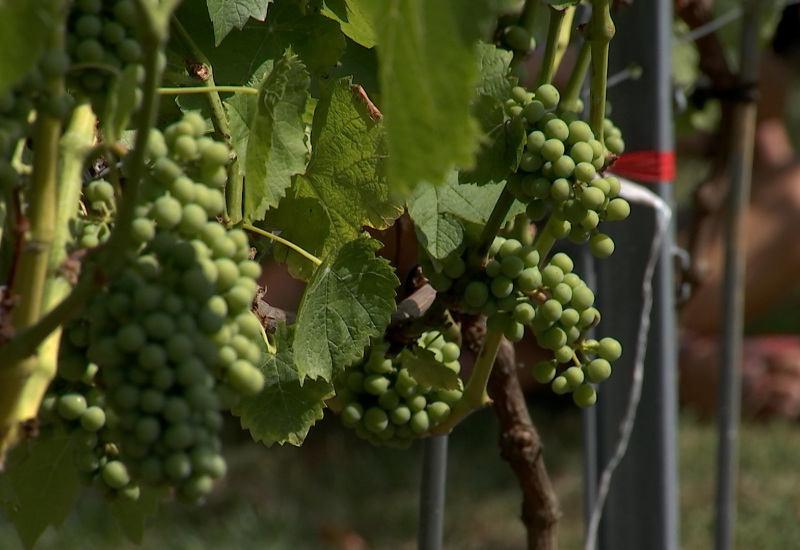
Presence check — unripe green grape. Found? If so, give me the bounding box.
[503,25,531,51]
[364,407,389,434]
[504,320,525,342]
[606,135,625,155]
[163,397,191,424]
[580,210,600,230]
[548,178,570,203]
[517,267,542,292]
[507,104,523,118]
[572,162,595,184]
[554,345,574,363]
[341,403,363,428]
[573,384,597,407]
[598,337,622,361]
[570,285,595,310]
[512,301,536,324]
[427,401,451,424]
[408,410,429,434]
[539,298,563,323]
[58,394,88,420]
[116,323,146,353]
[490,275,514,299]
[590,233,615,258]
[497,238,522,259]
[440,342,460,363]
[76,38,105,62]
[586,358,612,382]
[164,452,192,481]
[523,101,546,124]
[510,86,528,104]
[407,394,428,412]
[563,366,585,387]
[551,282,572,305]
[526,132,547,155]
[500,255,524,279]
[519,152,543,173]
[540,326,567,350]
[151,195,183,229]
[569,141,594,164]
[578,307,601,329]
[378,389,401,410]
[552,155,576,179]
[580,186,605,210]
[78,406,106,432]
[551,376,570,395]
[134,416,161,444]
[463,280,490,308]
[101,460,131,490]
[226,360,265,395]
[535,84,560,110]
[541,264,564,287]
[541,139,565,162]
[604,198,630,221]
[390,406,412,425]
[363,373,391,395]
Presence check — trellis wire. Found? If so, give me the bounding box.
[583,182,672,550]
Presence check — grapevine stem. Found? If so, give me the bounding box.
[470,187,517,269]
[157,86,258,96]
[518,0,541,32]
[560,40,592,108]
[170,17,243,223]
[242,223,322,266]
[537,7,568,86]
[586,0,615,143]
[430,327,504,434]
[532,215,562,265]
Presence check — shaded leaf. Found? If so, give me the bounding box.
[207,0,272,45]
[233,323,335,446]
[321,0,378,48]
[109,485,168,544]
[401,348,463,391]
[228,53,310,221]
[0,0,58,96]
[2,428,80,549]
[266,78,403,279]
[294,238,398,381]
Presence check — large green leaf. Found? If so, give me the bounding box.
[109,486,168,544]
[293,238,398,382]
[321,0,378,48]
[233,323,335,446]
[1,428,81,549]
[175,0,345,85]
[266,78,403,279]
[0,0,58,96]
[226,53,311,222]
[407,172,508,260]
[206,0,272,45]
[374,0,481,189]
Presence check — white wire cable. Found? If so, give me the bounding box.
[583,178,673,550]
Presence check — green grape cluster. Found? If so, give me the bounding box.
[421,235,621,405]
[503,84,630,254]
[66,114,265,502]
[70,178,116,250]
[335,332,464,447]
[39,341,141,501]
[66,0,143,96]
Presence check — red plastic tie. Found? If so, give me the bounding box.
[609,150,675,183]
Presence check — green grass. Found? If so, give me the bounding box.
[1,405,799,549]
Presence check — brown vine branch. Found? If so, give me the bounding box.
[483,332,562,550]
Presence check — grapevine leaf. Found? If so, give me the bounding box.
[0,0,58,96]
[233,323,335,446]
[408,172,509,260]
[459,96,526,185]
[2,428,81,549]
[231,53,310,222]
[374,0,482,188]
[206,0,272,45]
[401,348,462,391]
[109,485,168,544]
[294,237,399,382]
[473,42,515,100]
[265,78,403,278]
[175,0,345,84]
[225,61,273,170]
[321,0,378,48]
